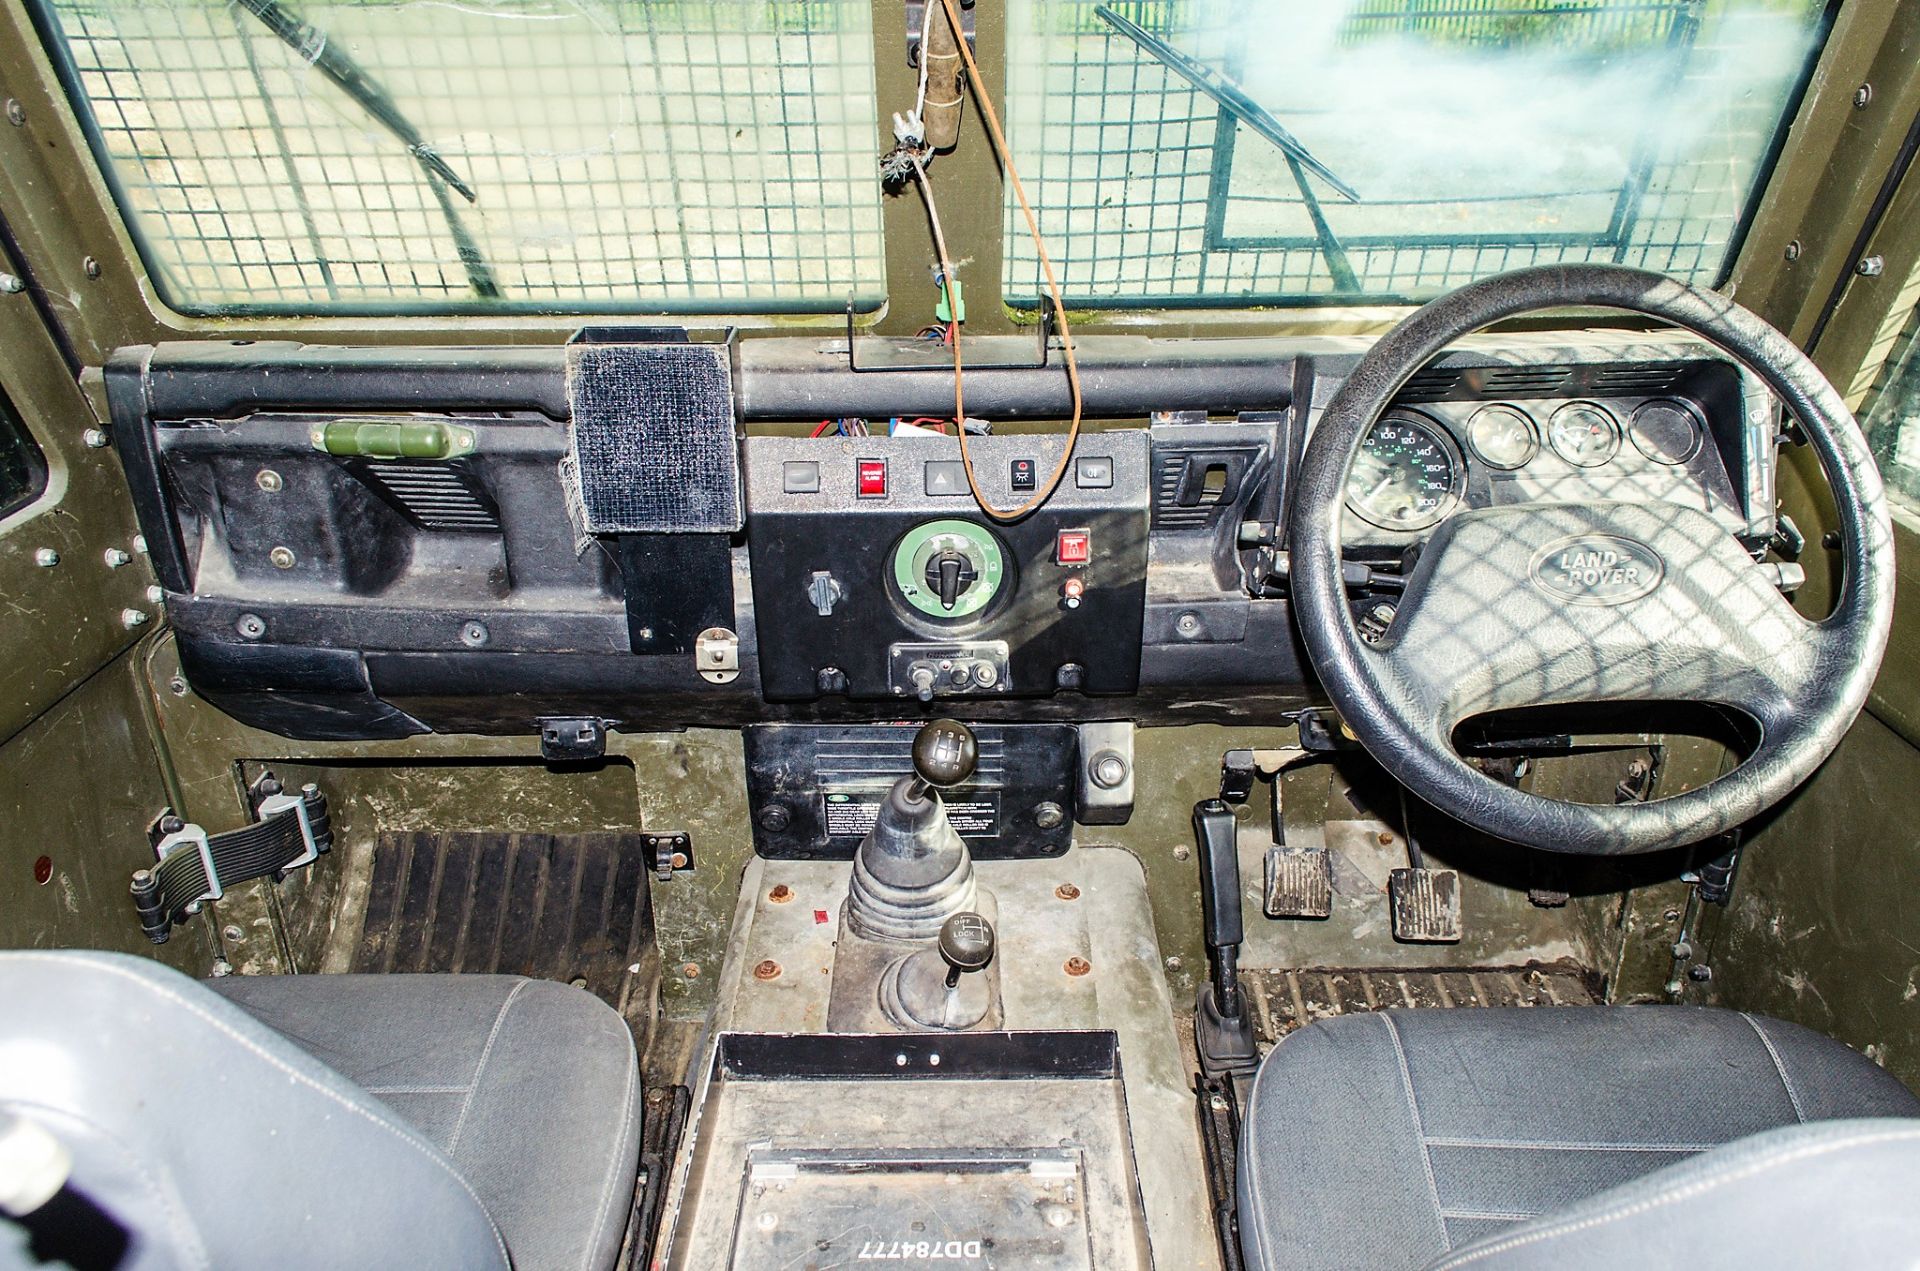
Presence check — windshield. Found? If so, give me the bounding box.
[29,0,885,314]
[1004,0,1829,307]
[29,0,1827,315]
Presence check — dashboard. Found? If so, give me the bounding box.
[109,331,1778,749]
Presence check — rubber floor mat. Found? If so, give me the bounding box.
[355,831,658,1029]
[1241,963,1598,1046]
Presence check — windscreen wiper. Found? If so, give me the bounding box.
[232,0,499,298]
[1094,5,1360,292]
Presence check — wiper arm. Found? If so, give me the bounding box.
[233,0,498,297]
[1094,6,1360,203]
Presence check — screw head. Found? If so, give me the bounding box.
[1165,955,1183,971]
[1854,83,1873,109]
[33,548,58,568]
[146,585,164,604]
[681,962,701,979]
[1173,844,1191,861]
[753,959,782,981]
[1784,239,1802,261]
[236,613,266,640]
[1063,956,1091,977]
[1175,611,1202,637]
[460,620,489,647]
[256,468,283,492]
[120,608,149,628]
[168,676,190,697]
[757,805,792,832]
[1091,751,1128,789]
[1687,964,1713,983]
[222,924,245,942]
[82,256,101,280]
[4,99,23,127]
[83,428,109,449]
[1032,801,1065,830]
[268,546,296,569]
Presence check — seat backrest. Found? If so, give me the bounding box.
[1427,1117,1920,1270]
[0,950,508,1271]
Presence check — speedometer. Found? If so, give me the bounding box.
[1344,414,1463,532]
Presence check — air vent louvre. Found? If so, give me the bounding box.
[353,460,501,532]
[1591,362,1688,394]
[1479,365,1574,394]
[1153,454,1215,529]
[1395,368,1462,402]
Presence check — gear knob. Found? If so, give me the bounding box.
[939,910,996,988]
[912,719,977,789]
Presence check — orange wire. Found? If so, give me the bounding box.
[927,0,1083,524]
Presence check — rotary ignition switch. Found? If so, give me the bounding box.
[926,550,978,611]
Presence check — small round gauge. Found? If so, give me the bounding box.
[1345,413,1464,532]
[1547,402,1622,468]
[1629,398,1704,465]
[1466,404,1540,470]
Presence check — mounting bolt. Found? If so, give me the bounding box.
[681,962,701,979]
[236,613,266,640]
[1165,955,1183,971]
[222,924,245,942]
[1783,239,1801,261]
[256,468,283,492]
[1033,801,1065,830]
[768,884,794,904]
[82,256,101,280]
[4,99,23,127]
[103,547,131,568]
[1854,83,1873,109]
[1671,940,1694,960]
[168,676,190,697]
[753,959,782,981]
[1856,255,1885,277]
[82,428,109,449]
[1173,844,1191,861]
[268,545,296,570]
[1064,956,1091,977]
[1054,882,1081,901]
[33,548,58,568]
[757,805,792,833]
[1175,611,1203,639]
[460,620,489,647]
[0,273,23,294]
[120,608,149,629]
[1663,908,1683,922]
[1687,964,1714,983]
[145,585,164,604]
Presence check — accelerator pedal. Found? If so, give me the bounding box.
[1263,847,1333,920]
[1389,867,1462,944]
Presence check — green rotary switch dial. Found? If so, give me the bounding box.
[891,519,1007,619]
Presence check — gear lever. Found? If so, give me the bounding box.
[845,720,983,942]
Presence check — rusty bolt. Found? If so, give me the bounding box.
[670,851,688,870]
[1064,956,1091,977]
[681,962,700,979]
[1054,882,1080,901]
[1378,831,1395,845]
[753,959,782,981]
[768,884,794,903]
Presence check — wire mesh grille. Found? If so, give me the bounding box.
[1003,0,1826,307]
[34,0,885,313]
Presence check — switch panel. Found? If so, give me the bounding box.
[744,433,1150,701]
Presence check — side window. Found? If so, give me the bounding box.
[1863,304,1920,509]
[0,392,47,519]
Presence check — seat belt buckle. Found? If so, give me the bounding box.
[153,821,223,912]
[256,791,320,872]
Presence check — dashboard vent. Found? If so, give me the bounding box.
[1591,362,1688,395]
[1153,453,1229,529]
[1395,368,1463,402]
[1478,365,1574,395]
[350,460,502,533]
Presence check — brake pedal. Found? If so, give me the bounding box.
[1389,868,1461,943]
[1264,846,1333,919]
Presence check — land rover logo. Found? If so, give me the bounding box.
[1529,534,1664,605]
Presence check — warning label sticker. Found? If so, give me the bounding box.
[823,789,1000,839]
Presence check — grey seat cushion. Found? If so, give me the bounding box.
[1236,1005,1920,1271]
[1430,1118,1920,1269]
[209,972,641,1271]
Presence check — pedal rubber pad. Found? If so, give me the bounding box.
[1389,867,1462,943]
[1263,846,1333,919]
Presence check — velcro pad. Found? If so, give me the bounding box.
[564,342,742,534]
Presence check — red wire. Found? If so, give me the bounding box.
[810,419,835,438]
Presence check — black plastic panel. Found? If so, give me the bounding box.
[744,723,1078,860]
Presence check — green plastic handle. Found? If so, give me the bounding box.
[310,419,475,460]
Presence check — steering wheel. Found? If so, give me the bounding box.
[1289,264,1894,855]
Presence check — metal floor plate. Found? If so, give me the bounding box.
[1241,963,1600,1045]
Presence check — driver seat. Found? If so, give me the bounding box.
[1237,1005,1920,1270]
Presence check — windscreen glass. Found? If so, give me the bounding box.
[1003,0,1830,307]
[30,0,885,314]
